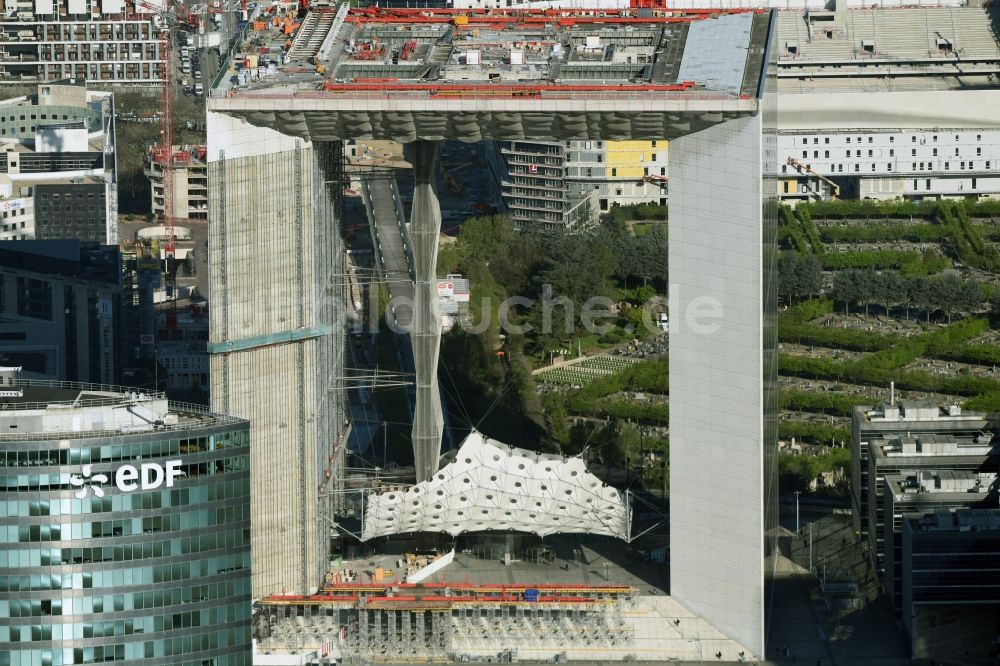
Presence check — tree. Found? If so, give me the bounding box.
[794,254,823,301]
[778,252,800,305]
[909,276,936,323]
[831,270,858,315]
[877,271,905,317]
[856,268,878,316]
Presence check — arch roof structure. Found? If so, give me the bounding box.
[361,431,631,541]
[208,7,772,143]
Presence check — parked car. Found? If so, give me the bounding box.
[194,82,204,95]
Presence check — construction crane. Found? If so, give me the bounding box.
[786,157,841,198]
[136,0,197,328]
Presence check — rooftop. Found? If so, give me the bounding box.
[209,6,772,142]
[0,377,244,442]
[885,469,996,500]
[907,508,1000,533]
[871,432,996,460]
[0,240,119,285]
[856,401,988,427]
[775,6,1000,93]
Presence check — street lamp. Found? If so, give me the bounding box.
[794,490,802,534]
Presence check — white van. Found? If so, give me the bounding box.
[194,82,204,95]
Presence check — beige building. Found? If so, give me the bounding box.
[145,144,208,221]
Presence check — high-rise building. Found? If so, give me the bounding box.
[882,468,998,617]
[0,81,118,244]
[206,111,347,598]
[0,239,123,384]
[0,368,252,666]
[901,509,1000,661]
[0,2,165,85]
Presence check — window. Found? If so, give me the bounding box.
[813,137,818,144]
[911,136,917,143]
[802,138,808,145]
[926,179,931,190]
[846,137,851,144]
[838,164,843,172]
[856,150,861,157]
[813,151,818,158]
[913,179,918,189]
[956,148,960,156]
[803,151,808,158]
[868,137,873,143]
[845,150,851,157]
[890,136,895,143]
[868,150,873,157]
[933,148,938,157]
[961,161,965,169]
[824,137,830,144]
[973,178,978,190]
[887,164,892,172]
[611,168,617,177]
[912,162,917,170]
[911,149,917,156]
[977,147,982,156]
[987,161,991,170]
[854,164,860,172]
[889,149,894,157]
[651,141,657,147]
[824,150,829,158]
[933,135,937,142]
[945,162,950,170]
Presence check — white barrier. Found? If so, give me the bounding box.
[406,548,455,584]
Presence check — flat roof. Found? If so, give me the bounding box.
[906,508,1000,533]
[0,380,245,441]
[774,7,1000,91]
[210,7,771,142]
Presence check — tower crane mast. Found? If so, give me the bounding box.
[136,0,196,328]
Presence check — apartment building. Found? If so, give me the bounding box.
[145,144,209,221]
[486,139,667,230]
[0,0,165,84]
[779,128,1000,201]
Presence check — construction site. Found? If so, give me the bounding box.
[205,3,779,663]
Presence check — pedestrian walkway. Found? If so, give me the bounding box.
[768,555,910,666]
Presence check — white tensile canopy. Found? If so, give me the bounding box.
[361,431,631,541]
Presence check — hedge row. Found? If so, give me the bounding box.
[779,421,852,446]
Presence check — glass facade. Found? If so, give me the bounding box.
[0,416,251,666]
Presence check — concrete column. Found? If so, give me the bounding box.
[668,112,777,661]
[409,140,444,483]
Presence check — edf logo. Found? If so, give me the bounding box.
[70,460,185,499]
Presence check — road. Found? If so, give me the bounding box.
[362,174,414,332]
